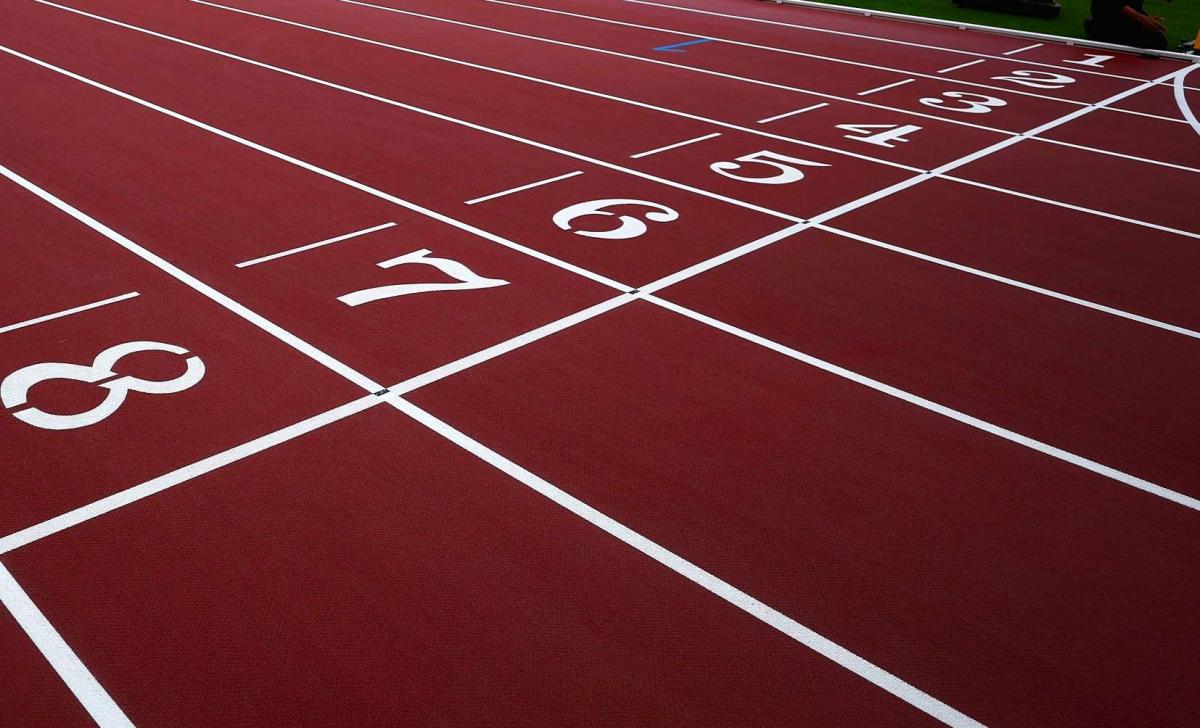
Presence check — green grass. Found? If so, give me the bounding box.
[808,0,1200,48]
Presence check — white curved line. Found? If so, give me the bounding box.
[1174,65,1200,136]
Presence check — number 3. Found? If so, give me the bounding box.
[919,91,1008,114]
[710,150,830,185]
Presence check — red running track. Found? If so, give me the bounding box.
[0,0,1198,726]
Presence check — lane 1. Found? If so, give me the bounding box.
[3,404,938,726]
[409,300,1200,728]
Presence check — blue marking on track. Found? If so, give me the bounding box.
[653,38,714,53]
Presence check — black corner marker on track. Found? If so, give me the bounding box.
[373,389,391,396]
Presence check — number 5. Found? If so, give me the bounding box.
[710,150,830,185]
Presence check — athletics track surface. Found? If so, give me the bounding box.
[0,0,1198,725]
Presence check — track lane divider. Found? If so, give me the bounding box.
[0,291,140,334]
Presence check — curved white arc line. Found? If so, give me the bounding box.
[1173,65,1200,137]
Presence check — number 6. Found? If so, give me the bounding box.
[710,150,830,185]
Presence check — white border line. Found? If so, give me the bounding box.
[857,78,914,96]
[389,396,985,728]
[757,102,829,123]
[0,563,133,728]
[235,221,395,268]
[630,131,722,158]
[0,291,139,334]
[937,59,985,74]
[464,170,583,204]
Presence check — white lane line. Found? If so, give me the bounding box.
[942,174,1200,240]
[200,0,923,173]
[0,394,381,554]
[1174,65,1200,136]
[388,396,985,728]
[1033,135,1200,175]
[623,0,1197,88]
[0,41,633,294]
[856,78,914,97]
[642,222,810,294]
[389,293,635,395]
[629,132,721,158]
[486,0,1186,121]
[235,221,395,268]
[937,59,985,74]
[0,160,386,392]
[38,1,803,227]
[0,291,139,334]
[1004,43,1045,56]
[641,293,1200,513]
[757,102,829,123]
[464,170,583,204]
[0,564,133,727]
[818,223,1200,339]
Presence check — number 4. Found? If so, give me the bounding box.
[836,123,923,148]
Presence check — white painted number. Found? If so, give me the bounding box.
[836,123,923,148]
[991,69,1076,89]
[710,150,830,185]
[338,249,509,306]
[1064,54,1113,68]
[552,199,680,240]
[919,91,1008,114]
[1,341,205,431]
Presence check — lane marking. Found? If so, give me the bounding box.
[235,221,396,268]
[817,223,1200,338]
[629,132,721,158]
[937,59,985,74]
[942,175,1200,240]
[0,394,381,554]
[464,170,583,204]
[624,0,1200,89]
[1173,65,1200,136]
[388,396,985,728]
[641,294,1200,513]
[757,102,829,123]
[41,0,805,227]
[653,37,712,52]
[332,0,1200,166]
[0,564,133,727]
[486,0,1185,121]
[1004,43,1045,56]
[0,291,139,334]
[0,160,387,392]
[0,39,633,294]
[1032,136,1200,175]
[856,78,915,97]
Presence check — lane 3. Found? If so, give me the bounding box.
[3,404,939,726]
[409,300,1200,727]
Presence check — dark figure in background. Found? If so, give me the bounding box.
[1085,0,1168,49]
